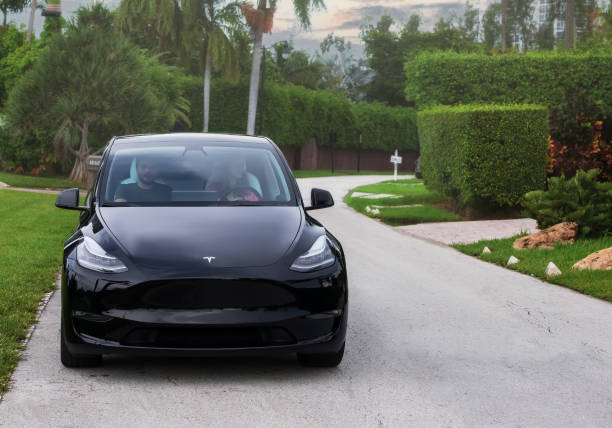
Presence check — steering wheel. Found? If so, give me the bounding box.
[220,186,262,202]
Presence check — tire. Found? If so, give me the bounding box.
[297,343,344,367]
[61,327,102,368]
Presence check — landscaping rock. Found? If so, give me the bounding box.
[572,247,612,271]
[545,262,562,277]
[482,247,491,254]
[512,222,578,250]
[507,256,519,265]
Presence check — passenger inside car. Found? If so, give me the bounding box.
[205,156,262,201]
[114,156,172,202]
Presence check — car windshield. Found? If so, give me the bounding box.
[100,140,295,206]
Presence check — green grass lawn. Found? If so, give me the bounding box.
[344,178,463,225]
[293,169,405,178]
[0,190,78,393]
[0,171,85,190]
[454,236,612,302]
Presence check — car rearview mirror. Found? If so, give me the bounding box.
[306,188,334,211]
[56,188,88,211]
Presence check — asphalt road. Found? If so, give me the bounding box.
[1,175,611,427]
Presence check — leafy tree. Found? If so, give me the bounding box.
[484,0,536,51]
[405,14,420,34]
[317,33,372,102]
[182,0,242,132]
[360,14,404,105]
[1,0,28,28]
[510,0,536,51]
[4,5,188,182]
[460,2,480,43]
[362,13,481,106]
[270,41,328,89]
[483,3,502,49]
[243,0,325,136]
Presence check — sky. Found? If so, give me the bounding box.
[6,0,488,56]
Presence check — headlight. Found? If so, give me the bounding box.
[76,236,128,273]
[290,235,335,272]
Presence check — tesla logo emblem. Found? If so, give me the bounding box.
[202,257,216,263]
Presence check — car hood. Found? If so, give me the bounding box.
[98,206,302,269]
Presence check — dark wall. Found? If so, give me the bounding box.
[279,140,417,173]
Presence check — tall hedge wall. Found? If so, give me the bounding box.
[181,76,418,151]
[405,52,612,114]
[417,104,549,207]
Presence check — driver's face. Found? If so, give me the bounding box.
[136,160,157,185]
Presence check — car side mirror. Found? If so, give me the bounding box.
[55,188,88,211]
[306,188,334,211]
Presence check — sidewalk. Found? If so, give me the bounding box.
[396,218,538,245]
[0,181,62,195]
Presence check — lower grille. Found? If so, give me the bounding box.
[98,279,296,310]
[120,326,296,348]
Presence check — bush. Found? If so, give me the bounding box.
[522,169,612,237]
[417,104,549,207]
[181,76,418,151]
[547,92,612,180]
[404,51,612,114]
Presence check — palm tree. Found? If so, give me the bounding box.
[243,0,325,135]
[182,0,241,132]
[115,0,184,56]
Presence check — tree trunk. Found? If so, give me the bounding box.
[501,0,507,52]
[69,123,91,184]
[246,28,263,136]
[203,47,212,132]
[565,0,575,50]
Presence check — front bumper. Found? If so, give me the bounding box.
[62,258,348,357]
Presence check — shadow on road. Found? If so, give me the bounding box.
[85,353,344,386]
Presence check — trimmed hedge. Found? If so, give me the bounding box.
[417,104,549,207]
[405,51,612,114]
[352,102,417,152]
[181,76,418,151]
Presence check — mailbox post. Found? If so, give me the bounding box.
[390,149,403,181]
[87,156,102,189]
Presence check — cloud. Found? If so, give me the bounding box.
[321,2,467,32]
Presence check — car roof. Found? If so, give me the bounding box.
[113,133,271,145]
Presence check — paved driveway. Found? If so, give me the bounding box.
[1,175,611,427]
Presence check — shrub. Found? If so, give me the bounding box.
[181,76,418,151]
[522,169,612,237]
[417,104,549,207]
[547,92,612,180]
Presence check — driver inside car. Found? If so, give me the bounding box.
[205,156,262,201]
[115,156,172,202]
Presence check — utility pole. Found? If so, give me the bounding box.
[27,0,37,43]
[257,47,266,135]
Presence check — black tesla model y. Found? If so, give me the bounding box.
[56,133,347,367]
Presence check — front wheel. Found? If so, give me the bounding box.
[297,343,344,367]
[60,326,102,368]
